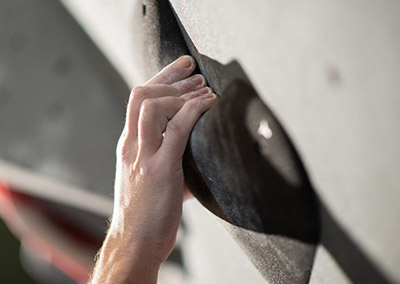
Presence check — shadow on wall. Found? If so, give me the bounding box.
[320,204,392,284]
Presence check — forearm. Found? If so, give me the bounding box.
[89,227,160,284]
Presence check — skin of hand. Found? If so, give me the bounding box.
[89,55,217,284]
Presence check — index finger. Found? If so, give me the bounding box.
[145,55,196,85]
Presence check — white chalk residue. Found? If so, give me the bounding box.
[257,119,273,139]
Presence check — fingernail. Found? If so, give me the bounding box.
[193,87,212,96]
[178,55,194,69]
[181,87,212,101]
[191,74,206,87]
[202,93,218,99]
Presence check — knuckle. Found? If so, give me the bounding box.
[116,136,134,161]
[130,86,147,99]
[141,98,158,115]
[131,159,158,182]
[119,143,131,160]
[137,163,151,177]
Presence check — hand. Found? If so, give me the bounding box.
[89,56,217,284]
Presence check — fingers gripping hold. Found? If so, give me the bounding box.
[161,93,217,160]
[125,85,182,140]
[121,55,217,165]
[136,92,217,159]
[138,96,186,156]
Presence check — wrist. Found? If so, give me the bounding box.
[109,211,176,265]
[106,226,163,268]
[90,228,161,284]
